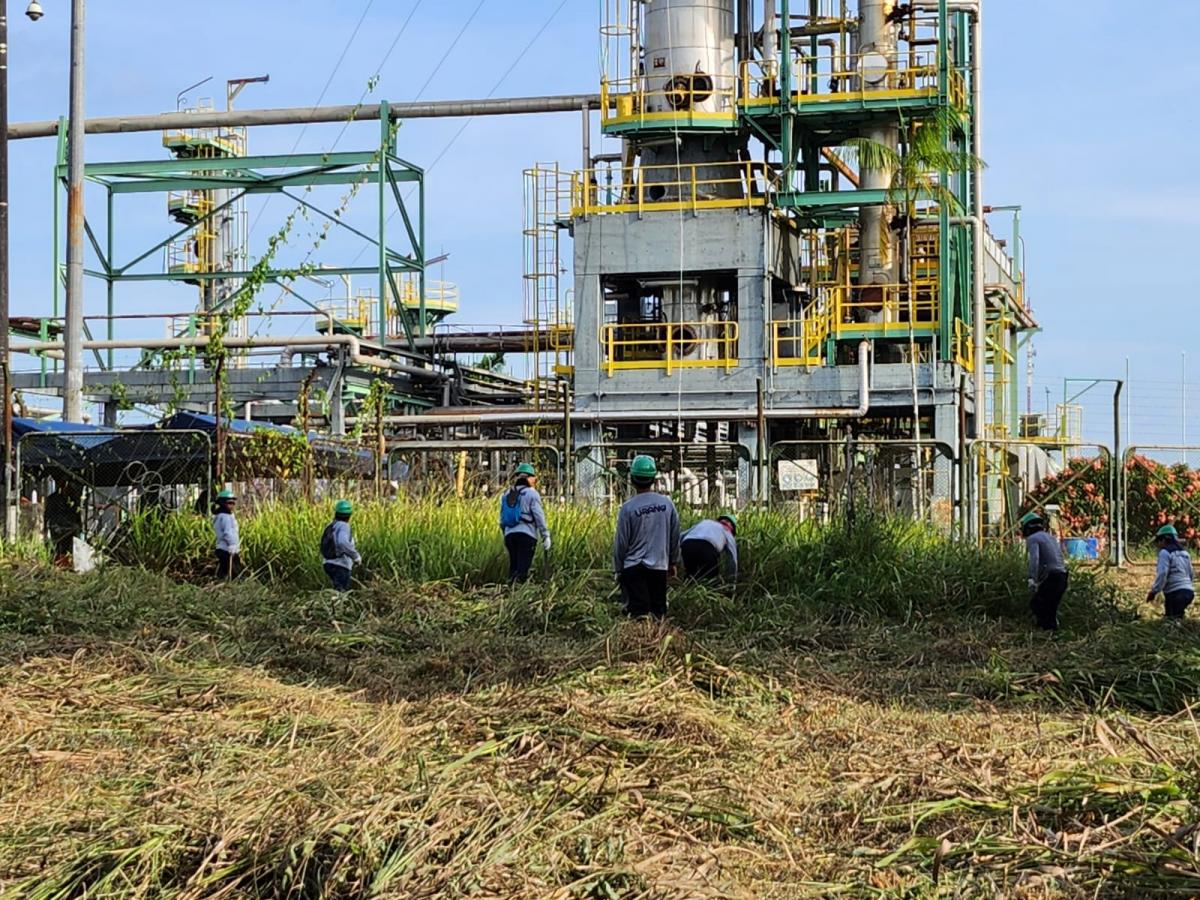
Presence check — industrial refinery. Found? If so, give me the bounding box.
[4,0,1041,537]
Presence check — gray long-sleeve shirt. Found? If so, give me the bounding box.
[614,491,681,574]
[214,511,240,554]
[325,520,362,571]
[499,486,550,541]
[682,519,738,581]
[1151,548,1194,595]
[1026,530,1066,584]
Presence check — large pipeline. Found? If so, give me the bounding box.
[8,94,605,140]
[11,334,444,381]
[352,342,874,427]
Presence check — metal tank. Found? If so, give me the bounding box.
[641,0,736,116]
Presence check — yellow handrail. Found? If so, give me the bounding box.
[601,73,740,127]
[602,321,739,377]
[740,50,963,108]
[572,159,774,217]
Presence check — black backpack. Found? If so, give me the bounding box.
[320,523,338,560]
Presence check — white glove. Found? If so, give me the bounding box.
[543,536,552,552]
[1028,579,1038,592]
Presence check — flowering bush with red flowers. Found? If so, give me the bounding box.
[1024,455,1199,545]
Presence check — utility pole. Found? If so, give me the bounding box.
[0,2,11,540]
[62,0,85,422]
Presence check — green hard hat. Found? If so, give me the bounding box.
[718,512,738,533]
[216,489,235,502]
[630,455,658,480]
[1019,512,1043,527]
[1157,524,1179,539]
[335,499,354,516]
[515,462,536,477]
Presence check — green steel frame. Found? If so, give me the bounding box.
[600,0,991,367]
[51,101,428,373]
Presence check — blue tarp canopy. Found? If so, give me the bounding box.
[15,413,372,486]
[13,417,120,475]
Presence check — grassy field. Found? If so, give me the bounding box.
[2,502,1199,898]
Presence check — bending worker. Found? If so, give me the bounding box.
[499,462,551,582]
[1021,512,1068,631]
[681,513,738,584]
[320,499,363,592]
[213,489,241,580]
[613,455,680,619]
[1147,524,1195,620]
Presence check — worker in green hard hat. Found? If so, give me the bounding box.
[613,455,680,619]
[680,513,739,584]
[1147,524,1194,620]
[320,499,363,592]
[499,462,550,583]
[213,489,241,580]
[1021,511,1068,630]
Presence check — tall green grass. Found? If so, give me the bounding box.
[112,500,1125,627]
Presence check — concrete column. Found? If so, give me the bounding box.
[932,402,958,531]
[572,420,607,503]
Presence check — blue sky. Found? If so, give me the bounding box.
[5,0,1198,447]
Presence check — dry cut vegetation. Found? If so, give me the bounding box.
[1,504,1199,898]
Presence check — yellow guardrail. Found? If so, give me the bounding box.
[772,281,943,366]
[773,314,831,367]
[837,281,939,332]
[602,321,739,376]
[601,75,739,129]
[954,317,974,372]
[572,160,773,216]
[740,51,965,109]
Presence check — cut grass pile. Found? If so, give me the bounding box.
[2,506,1199,897]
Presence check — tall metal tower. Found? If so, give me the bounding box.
[561,0,1032,521]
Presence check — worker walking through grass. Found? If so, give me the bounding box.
[500,462,550,583]
[1021,512,1068,631]
[614,455,680,619]
[681,514,738,585]
[213,489,241,580]
[1147,524,1194,620]
[321,500,363,592]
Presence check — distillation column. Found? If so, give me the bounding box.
[857,0,899,323]
[638,0,742,199]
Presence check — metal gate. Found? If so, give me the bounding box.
[387,441,564,500]
[1122,446,1200,565]
[970,439,1114,558]
[15,429,212,553]
[574,441,750,509]
[769,438,957,530]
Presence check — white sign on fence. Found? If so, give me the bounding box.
[778,458,820,492]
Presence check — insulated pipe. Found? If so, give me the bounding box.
[355,342,873,427]
[970,8,985,440]
[8,94,605,140]
[763,0,778,75]
[11,334,444,381]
